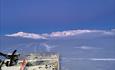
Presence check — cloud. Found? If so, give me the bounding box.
[5,29,115,39]
[74,46,101,50]
[40,43,51,52]
[62,57,115,62]
[89,58,115,61]
[112,29,115,31]
[49,29,115,38]
[5,32,47,39]
[40,43,57,52]
[49,30,92,37]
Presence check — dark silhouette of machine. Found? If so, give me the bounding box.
[0,50,20,70]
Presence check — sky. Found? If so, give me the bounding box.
[0,1,115,70]
[0,0,115,34]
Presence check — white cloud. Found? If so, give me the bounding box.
[5,29,115,39]
[40,43,57,52]
[49,29,115,38]
[5,32,47,39]
[40,43,51,52]
[62,57,115,61]
[49,30,92,37]
[89,58,115,61]
[112,29,115,31]
[74,46,101,50]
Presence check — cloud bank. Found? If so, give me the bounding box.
[5,29,115,39]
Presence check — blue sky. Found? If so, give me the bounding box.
[0,0,115,34]
[0,1,115,69]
